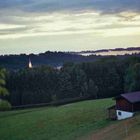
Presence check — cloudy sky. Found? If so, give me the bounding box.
[0,0,140,54]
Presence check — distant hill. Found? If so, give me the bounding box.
[77,47,140,54]
[0,47,140,70]
[0,51,100,70]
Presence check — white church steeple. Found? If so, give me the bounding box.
[28,58,33,68]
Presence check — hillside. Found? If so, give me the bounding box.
[0,52,99,70]
[0,99,139,140]
[1,49,140,70]
[81,113,140,140]
[0,99,114,140]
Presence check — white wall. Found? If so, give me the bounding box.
[116,110,134,120]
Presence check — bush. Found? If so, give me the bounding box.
[0,99,11,111]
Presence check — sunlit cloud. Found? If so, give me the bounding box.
[0,24,26,30]
[0,0,140,54]
[0,11,140,39]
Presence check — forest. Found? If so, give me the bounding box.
[0,55,140,108]
[0,51,99,70]
[0,51,140,70]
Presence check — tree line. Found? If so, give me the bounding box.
[1,51,140,70]
[1,56,140,107]
[0,51,99,70]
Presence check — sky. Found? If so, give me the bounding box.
[0,0,140,55]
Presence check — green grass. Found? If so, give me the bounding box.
[0,99,114,140]
[82,113,140,140]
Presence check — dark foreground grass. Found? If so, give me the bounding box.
[0,99,114,140]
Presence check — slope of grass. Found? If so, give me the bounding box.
[81,113,140,140]
[0,99,114,140]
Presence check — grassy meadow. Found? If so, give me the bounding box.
[82,113,140,140]
[1,98,139,140]
[0,99,114,140]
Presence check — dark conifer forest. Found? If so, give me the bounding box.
[1,54,140,107]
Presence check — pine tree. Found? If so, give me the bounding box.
[88,79,98,98]
[125,63,140,92]
[0,68,9,97]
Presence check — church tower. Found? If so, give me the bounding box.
[28,58,33,68]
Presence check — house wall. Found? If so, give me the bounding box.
[116,98,133,112]
[108,108,117,120]
[116,110,134,120]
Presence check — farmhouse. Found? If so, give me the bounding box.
[108,91,140,120]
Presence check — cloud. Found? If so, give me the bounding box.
[0,0,140,39]
[0,0,140,13]
[0,11,139,39]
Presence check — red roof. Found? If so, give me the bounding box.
[117,91,140,103]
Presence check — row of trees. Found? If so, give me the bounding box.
[3,56,140,106]
[0,68,11,110]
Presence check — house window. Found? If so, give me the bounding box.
[118,111,121,116]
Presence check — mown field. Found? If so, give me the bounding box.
[82,113,140,140]
[0,99,114,140]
